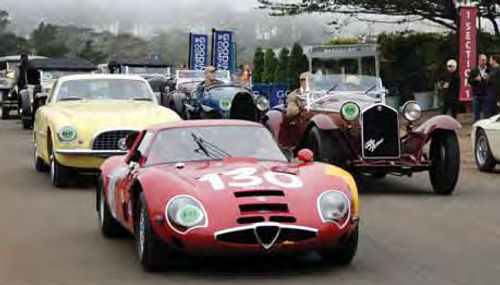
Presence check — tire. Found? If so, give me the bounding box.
[429,131,460,195]
[1,106,9,119]
[135,193,171,272]
[97,175,126,238]
[475,129,496,172]
[34,147,49,172]
[305,126,335,163]
[321,225,359,265]
[371,172,386,179]
[49,137,71,188]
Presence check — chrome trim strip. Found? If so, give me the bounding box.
[56,149,127,155]
[214,222,318,240]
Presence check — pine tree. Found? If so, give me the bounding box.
[274,47,290,85]
[289,43,309,89]
[252,47,265,84]
[262,48,278,83]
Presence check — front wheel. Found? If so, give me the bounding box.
[321,225,359,265]
[97,176,126,238]
[49,139,72,188]
[135,193,172,272]
[475,129,496,172]
[305,127,334,163]
[34,147,49,172]
[429,131,460,195]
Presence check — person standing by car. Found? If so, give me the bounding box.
[487,55,500,116]
[468,54,490,121]
[441,59,460,119]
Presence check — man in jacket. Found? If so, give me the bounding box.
[441,59,460,119]
[468,54,490,121]
[487,55,500,116]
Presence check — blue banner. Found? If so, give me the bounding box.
[189,33,209,70]
[212,30,234,71]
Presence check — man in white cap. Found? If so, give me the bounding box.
[441,59,460,119]
[286,71,313,118]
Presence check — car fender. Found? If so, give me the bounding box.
[262,109,283,140]
[471,115,500,160]
[415,115,461,140]
[309,114,339,131]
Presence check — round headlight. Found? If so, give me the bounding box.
[318,191,350,226]
[219,99,232,111]
[255,96,270,111]
[340,101,360,121]
[57,126,77,142]
[166,196,207,233]
[402,101,422,122]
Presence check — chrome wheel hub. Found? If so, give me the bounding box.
[476,136,488,166]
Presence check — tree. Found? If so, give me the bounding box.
[257,0,500,38]
[253,47,265,83]
[288,43,309,89]
[263,48,278,83]
[77,40,108,63]
[31,22,69,57]
[0,11,30,56]
[274,47,290,85]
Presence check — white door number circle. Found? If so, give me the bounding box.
[199,167,303,191]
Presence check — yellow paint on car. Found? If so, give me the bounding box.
[325,165,359,215]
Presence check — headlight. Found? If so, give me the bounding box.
[255,96,270,111]
[340,101,360,121]
[318,191,350,228]
[57,126,77,142]
[401,101,422,122]
[166,195,207,234]
[219,99,232,111]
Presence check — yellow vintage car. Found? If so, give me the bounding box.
[33,74,181,187]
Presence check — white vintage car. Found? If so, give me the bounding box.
[472,114,500,172]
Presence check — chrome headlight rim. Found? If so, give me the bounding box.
[255,96,270,112]
[57,125,77,142]
[317,190,351,229]
[340,101,361,122]
[165,195,208,235]
[401,100,422,122]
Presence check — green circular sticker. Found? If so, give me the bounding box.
[176,205,203,226]
[342,102,359,121]
[220,99,232,111]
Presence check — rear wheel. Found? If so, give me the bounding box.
[475,129,496,172]
[429,131,460,195]
[135,193,172,272]
[97,175,126,238]
[305,126,334,163]
[321,225,358,265]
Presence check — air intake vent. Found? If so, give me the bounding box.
[239,204,288,213]
[269,216,296,223]
[237,216,265,224]
[234,190,285,198]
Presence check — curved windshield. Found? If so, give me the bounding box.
[146,126,287,165]
[307,74,382,93]
[56,79,155,102]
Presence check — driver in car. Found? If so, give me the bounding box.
[286,72,312,118]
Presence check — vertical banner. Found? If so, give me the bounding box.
[188,33,209,70]
[459,5,478,102]
[211,29,235,71]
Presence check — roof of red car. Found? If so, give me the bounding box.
[147,119,264,132]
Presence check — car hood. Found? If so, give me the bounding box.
[142,159,356,230]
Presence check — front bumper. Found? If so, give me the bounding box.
[55,149,126,169]
[154,221,358,256]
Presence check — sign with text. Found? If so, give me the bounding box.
[211,30,235,71]
[459,5,478,102]
[189,33,209,70]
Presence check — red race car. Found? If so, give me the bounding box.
[96,120,360,271]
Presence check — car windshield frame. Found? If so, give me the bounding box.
[144,125,288,166]
[54,78,156,103]
[305,74,383,94]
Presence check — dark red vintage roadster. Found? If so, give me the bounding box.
[263,74,461,195]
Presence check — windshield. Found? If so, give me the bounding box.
[176,70,230,81]
[126,66,170,76]
[41,71,86,82]
[145,126,287,165]
[56,79,155,102]
[307,74,382,93]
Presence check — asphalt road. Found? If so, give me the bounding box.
[1,117,499,285]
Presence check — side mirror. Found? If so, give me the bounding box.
[130,150,142,163]
[297,149,314,163]
[35,92,48,105]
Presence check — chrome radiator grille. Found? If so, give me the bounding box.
[92,130,134,151]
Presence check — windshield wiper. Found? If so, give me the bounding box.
[59,97,83,101]
[327,84,338,93]
[133,97,153,101]
[191,133,231,160]
[364,85,377,94]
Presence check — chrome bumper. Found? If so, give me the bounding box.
[56,149,127,157]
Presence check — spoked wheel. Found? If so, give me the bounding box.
[305,127,334,163]
[97,175,126,238]
[475,129,496,172]
[429,131,460,195]
[135,193,172,272]
[321,225,359,265]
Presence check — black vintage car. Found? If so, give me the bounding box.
[16,58,96,129]
[100,57,171,80]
